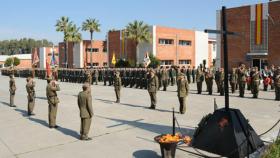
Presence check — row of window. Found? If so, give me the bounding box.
[159,39,192,46]
[86,48,107,52]
[161,60,191,65]
[88,62,108,66]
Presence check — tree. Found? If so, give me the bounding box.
[82,18,101,68]
[65,24,82,42]
[125,20,151,66]
[55,16,72,68]
[0,38,53,55]
[5,57,20,67]
[148,53,160,68]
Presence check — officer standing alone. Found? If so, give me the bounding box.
[78,83,93,141]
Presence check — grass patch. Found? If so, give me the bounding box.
[262,138,280,158]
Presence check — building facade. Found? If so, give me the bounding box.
[108,25,216,68]
[216,0,280,70]
[0,54,32,68]
[59,40,108,68]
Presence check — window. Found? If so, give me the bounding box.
[212,43,216,52]
[179,60,191,65]
[159,39,174,45]
[103,62,108,66]
[86,48,99,52]
[179,40,192,46]
[161,60,174,65]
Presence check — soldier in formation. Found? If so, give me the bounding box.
[114,71,122,103]
[46,78,60,128]
[26,77,36,115]
[9,74,16,107]
[250,67,260,98]
[147,70,159,109]
[177,73,189,114]
[205,68,214,95]
[196,67,204,94]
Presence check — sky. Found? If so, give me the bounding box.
[0,0,269,44]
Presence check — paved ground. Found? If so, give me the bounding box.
[0,76,279,158]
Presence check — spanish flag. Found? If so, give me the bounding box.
[255,3,263,45]
[111,52,116,65]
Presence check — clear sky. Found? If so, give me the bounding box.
[0,0,269,44]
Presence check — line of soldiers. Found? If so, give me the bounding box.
[194,64,280,100]
[2,66,198,91]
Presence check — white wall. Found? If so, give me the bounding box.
[195,31,209,68]
[73,42,83,68]
[137,26,154,65]
[216,10,221,68]
[39,47,46,69]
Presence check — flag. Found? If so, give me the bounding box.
[111,52,116,65]
[50,48,57,66]
[255,3,263,45]
[46,60,51,77]
[143,52,151,67]
[32,49,40,65]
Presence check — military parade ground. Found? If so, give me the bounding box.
[0,74,279,158]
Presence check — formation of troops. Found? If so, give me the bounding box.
[2,63,280,140]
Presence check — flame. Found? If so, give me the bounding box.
[158,133,192,144]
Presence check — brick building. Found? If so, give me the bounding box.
[0,54,32,68]
[216,0,280,70]
[108,25,216,67]
[31,47,59,69]
[59,40,108,68]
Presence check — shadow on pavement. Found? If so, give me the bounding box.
[14,108,28,117]
[35,96,48,100]
[28,117,80,139]
[132,150,161,158]
[0,101,12,107]
[96,115,195,136]
[95,98,114,104]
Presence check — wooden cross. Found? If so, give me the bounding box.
[205,6,239,111]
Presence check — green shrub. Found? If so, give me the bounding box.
[262,138,280,158]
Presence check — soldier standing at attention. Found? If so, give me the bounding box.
[218,68,225,96]
[196,67,204,94]
[26,77,36,116]
[186,66,191,84]
[274,67,280,101]
[46,78,60,128]
[230,68,238,93]
[177,73,189,114]
[78,83,93,141]
[114,71,122,103]
[238,64,247,97]
[250,67,260,98]
[191,66,196,83]
[205,68,214,95]
[161,67,169,91]
[147,70,159,109]
[9,75,16,107]
[94,69,99,85]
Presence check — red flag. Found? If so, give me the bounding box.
[32,50,40,65]
[46,61,51,77]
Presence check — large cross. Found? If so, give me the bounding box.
[205,6,238,111]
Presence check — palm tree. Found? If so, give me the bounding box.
[82,18,101,68]
[125,20,151,66]
[55,16,72,68]
[65,24,82,42]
